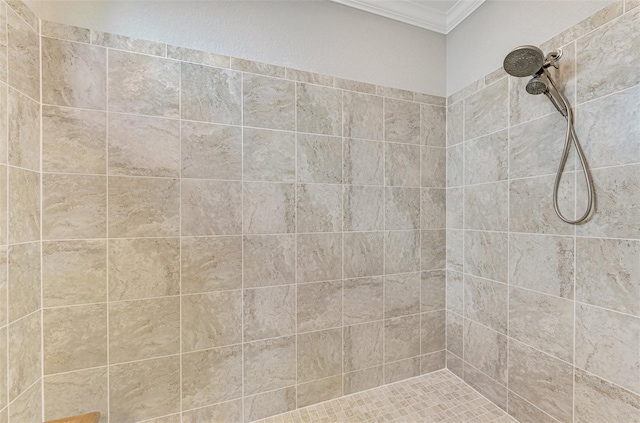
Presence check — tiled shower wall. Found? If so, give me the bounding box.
[13,7,449,423]
[445,1,640,422]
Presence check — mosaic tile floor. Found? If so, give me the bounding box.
[254,370,517,423]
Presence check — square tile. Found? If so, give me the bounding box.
[343,185,384,231]
[297,233,341,283]
[243,234,295,288]
[181,236,242,294]
[181,121,242,180]
[244,336,296,395]
[297,134,342,184]
[182,291,242,352]
[343,91,382,140]
[181,62,241,124]
[297,281,342,333]
[296,83,341,135]
[181,179,242,236]
[343,321,383,372]
[343,276,383,325]
[244,182,295,234]
[244,285,295,341]
[343,138,383,185]
[297,328,342,382]
[296,183,342,233]
[385,98,420,143]
[243,73,295,130]
[243,128,295,182]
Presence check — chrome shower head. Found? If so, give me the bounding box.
[503,45,545,77]
[526,76,548,95]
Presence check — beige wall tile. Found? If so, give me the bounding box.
[244,387,295,423]
[574,368,640,423]
[296,233,341,283]
[7,8,38,100]
[244,336,296,395]
[243,73,295,131]
[384,314,420,362]
[110,356,180,422]
[385,357,420,384]
[244,285,295,341]
[343,232,384,278]
[446,101,463,146]
[385,187,420,230]
[182,399,242,423]
[421,229,446,271]
[297,328,342,383]
[507,391,557,423]
[384,98,420,144]
[343,138,383,185]
[41,21,90,43]
[44,368,108,423]
[181,346,242,410]
[446,187,463,229]
[446,229,463,273]
[108,176,179,237]
[463,231,507,282]
[343,185,384,232]
[343,276,383,325]
[243,235,295,288]
[385,230,420,274]
[446,351,463,378]
[463,363,507,411]
[384,272,419,318]
[108,114,180,177]
[463,319,507,384]
[0,327,6,410]
[422,146,446,188]
[385,143,420,187]
[42,174,107,239]
[231,57,284,78]
[42,38,106,109]
[42,106,106,174]
[109,238,180,301]
[445,271,463,315]
[166,45,229,68]
[343,321,383,372]
[0,85,7,165]
[296,183,342,233]
[92,31,165,56]
[422,270,446,312]
[8,88,38,170]
[182,291,242,352]
[297,134,342,184]
[109,297,180,363]
[420,350,445,374]
[464,78,508,141]
[8,381,40,423]
[296,375,342,408]
[297,281,342,333]
[181,121,241,180]
[421,188,445,230]
[243,182,294,234]
[421,104,446,147]
[445,143,463,187]
[343,91,382,140]
[43,304,107,374]
[464,130,508,185]
[181,62,241,125]
[464,275,508,334]
[108,50,180,118]
[181,179,242,236]
[343,366,383,395]
[243,128,295,182]
[464,182,508,231]
[7,242,39,322]
[296,83,341,136]
[286,68,333,87]
[0,6,6,84]
[421,310,445,354]
[9,312,41,402]
[181,236,242,294]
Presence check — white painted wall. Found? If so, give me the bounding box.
[27,0,447,96]
[446,0,613,95]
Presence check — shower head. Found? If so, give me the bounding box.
[526,76,548,95]
[503,45,545,77]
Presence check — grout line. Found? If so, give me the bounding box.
[38,12,44,422]
[104,44,111,423]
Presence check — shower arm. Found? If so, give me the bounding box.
[543,68,595,224]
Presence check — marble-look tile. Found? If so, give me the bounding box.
[446,311,463,358]
[243,234,295,288]
[244,387,295,423]
[385,143,420,187]
[377,85,412,100]
[297,280,342,333]
[243,128,295,182]
[42,38,106,109]
[576,303,640,393]
[182,399,242,423]
[43,304,107,374]
[574,368,640,423]
[576,85,640,169]
[182,291,242,352]
[297,328,342,382]
[297,375,342,408]
[384,272,420,318]
[297,134,342,184]
[445,271,463,315]
[343,185,384,231]
[343,232,384,278]
[108,113,179,177]
[231,57,285,78]
[244,336,296,395]
[576,237,640,315]
[296,82,341,136]
[343,321,383,372]
[449,78,484,105]
[108,50,180,118]
[415,92,445,106]
[296,183,342,233]
[509,233,574,299]
[463,363,508,411]
[510,287,574,362]
[385,187,420,230]
[464,274,508,334]
[181,179,242,236]
[243,73,294,130]
[297,233,341,283]
[385,98,420,144]
[577,7,640,102]
[485,67,507,86]
[446,143,463,188]
[8,381,40,423]
[343,366,383,395]
[41,21,90,43]
[508,340,574,423]
[421,350,446,374]
[286,68,333,86]
[43,240,107,307]
[464,78,508,141]
[464,130,508,184]
[421,270,445,312]
[108,238,180,301]
[181,121,241,180]
[8,242,40,322]
[0,5,5,81]
[181,62,241,124]
[422,146,446,188]
[109,297,180,363]
[343,276,383,325]
[92,31,165,56]
[627,0,640,11]
[385,230,420,274]
[421,229,446,271]
[510,174,575,236]
[181,236,242,293]
[384,314,420,362]
[421,310,445,353]
[334,77,376,94]
[110,356,179,422]
[577,164,640,239]
[446,229,463,272]
[243,285,295,341]
[7,8,39,100]
[166,45,229,68]
[447,351,464,379]
[421,104,446,147]
[42,106,106,174]
[464,231,508,283]
[446,101,463,146]
[6,0,36,29]
[343,91,383,140]
[8,311,40,401]
[243,182,295,234]
[464,319,507,384]
[509,75,556,127]
[385,357,420,383]
[0,85,6,164]
[343,138,383,185]
[507,391,557,423]
[8,88,39,171]
[43,368,108,423]
[446,187,463,229]
[464,181,508,231]
[108,176,179,237]
[181,346,242,409]
[42,174,107,239]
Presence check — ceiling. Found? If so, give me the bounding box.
[329,0,486,34]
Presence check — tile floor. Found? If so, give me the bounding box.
[253,370,517,422]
